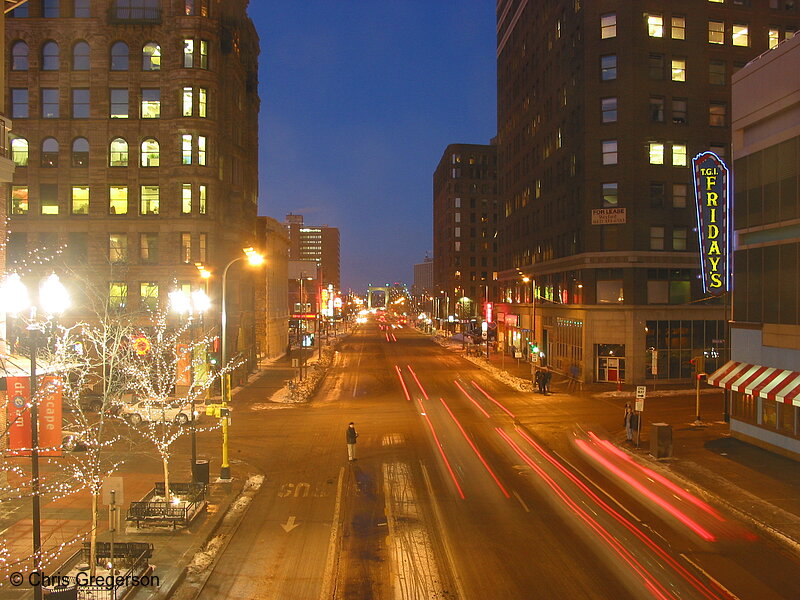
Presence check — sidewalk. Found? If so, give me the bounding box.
[431,330,800,548]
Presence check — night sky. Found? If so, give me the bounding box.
[248,1,497,292]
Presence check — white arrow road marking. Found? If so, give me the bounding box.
[281,515,300,532]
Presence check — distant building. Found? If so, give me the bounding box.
[432,143,499,325]
[413,256,433,295]
[710,33,800,459]
[285,214,340,289]
[255,217,289,359]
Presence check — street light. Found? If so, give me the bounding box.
[219,247,264,480]
[0,273,69,600]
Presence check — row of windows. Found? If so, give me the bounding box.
[598,225,690,253]
[11,135,208,168]
[10,183,208,217]
[601,96,727,127]
[601,54,686,82]
[10,87,208,120]
[601,183,689,209]
[108,232,207,264]
[8,0,209,19]
[600,140,687,167]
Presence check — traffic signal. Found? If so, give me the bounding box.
[529,341,539,354]
[690,355,706,378]
[208,351,220,367]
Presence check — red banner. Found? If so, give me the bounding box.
[7,377,31,455]
[38,376,63,457]
[6,376,62,457]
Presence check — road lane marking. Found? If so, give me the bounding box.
[679,553,742,600]
[512,490,530,512]
[352,341,364,397]
[471,380,516,418]
[318,466,345,600]
[395,365,412,401]
[406,364,429,400]
[280,515,300,532]
[417,396,464,499]
[453,380,490,418]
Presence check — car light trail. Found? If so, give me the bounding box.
[417,397,465,499]
[391,333,397,342]
[470,380,515,418]
[440,398,509,498]
[496,428,676,600]
[395,365,411,401]
[587,432,725,522]
[453,380,490,418]
[385,332,390,342]
[407,365,428,400]
[513,427,732,600]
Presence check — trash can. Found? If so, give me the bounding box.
[192,459,210,484]
[650,423,673,459]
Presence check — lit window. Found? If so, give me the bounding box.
[671,58,686,82]
[601,54,617,80]
[140,138,160,167]
[140,185,160,215]
[109,186,128,214]
[183,39,194,67]
[182,134,192,164]
[72,137,89,167]
[110,41,129,70]
[12,41,28,70]
[198,88,207,117]
[182,87,193,116]
[109,234,128,263]
[673,228,688,250]
[199,233,207,262]
[140,283,159,312]
[71,186,89,215]
[602,182,618,207]
[732,24,749,46]
[709,102,726,126]
[42,41,60,70]
[181,233,192,263]
[601,97,617,122]
[109,283,127,311]
[140,88,160,118]
[109,138,128,166]
[182,184,192,214]
[110,89,129,118]
[11,138,29,166]
[199,184,207,214]
[11,186,29,215]
[140,233,158,264]
[142,42,161,70]
[785,27,796,41]
[650,227,665,250]
[647,14,663,37]
[602,140,618,165]
[198,136,207,165]
[672,144,687,167]
[769,28,780,48]
[199,40,208,69]
[649,142,664,165]
[601,13,616,38]
[708,21,725,44]
[671,16,686,39]
[672,184,688,208]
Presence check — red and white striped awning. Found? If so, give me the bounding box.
[707,361,800,407]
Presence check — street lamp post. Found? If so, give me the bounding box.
[0,273,69,600]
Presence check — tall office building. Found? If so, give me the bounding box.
[433,143,499,324]
[495,0,799,384]
[413,255,433,295]
[4,0,260,363]
[284,213,340,289]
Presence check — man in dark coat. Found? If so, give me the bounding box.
[346,422,359,461]
[543,367,553,395]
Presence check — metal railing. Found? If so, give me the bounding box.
[126,482,206,528]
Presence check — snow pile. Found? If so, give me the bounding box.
[187,534,225,573]
[432,335,534,392]
[594,388,723,400]
[244,474,264,492]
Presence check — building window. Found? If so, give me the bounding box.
[140,185,159,215]
[71,186,89,215]
[11,89,29,119]
[454,227,461,238]
[110,41,129,70]
[199,184,207,214]
[109,138,128,167]
[11,186,29,215]
[648,53,664,79]
[785,27,797,40]
[601,54,617,80]
[11,138,29,166]
[199,40,208,69]
[72,41,89,70]
[671,57,686,82]
[140,88,160,118]
[650,182,665,207]
[673,183,688,208]
[650,227,665,250]
[182,184,192,214]
[732,24,749,46]
[42,41,60,70]
[43,0,60,17]
[198,88,207,117]
[601,13,616,38]
[649,142,664,165]
[709,60,726,85]
[601,97,617,123]
[140,139,160,167]
[183,39,194,67]
[72,137,89,167]
[140,283,159,312]
[647,14,664,37]
[72,88,90,118]
[180,233,192,263]
[672,144,687,166]
[673,227,688,250]
[110,89,129,118]
[649,97,665,122]
[709,21,725,44]
[709,102,726,126]
[602,140,618,165]
[109,283,127,310]
[74,0,89,17]
[769,28,780,48]
[11,41,28,70]
[199,233,207,262]
[182,134,192,164]
[140,233,158,264]
[454,212,461,223]
[42,88,59,118]
[671,16,686,39]
[602,182,618,207]
[42,138,59,167]
[182,87,193,116]
[198,136,207,165]
[142,42,161,70]
[672,98,688,123]
[40,184,59,215]
[109,185,128,214]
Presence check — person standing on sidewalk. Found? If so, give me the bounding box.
[534,368,544,394]
[543,366,553,395]
[346,422,359,461]
[624,403,634,442]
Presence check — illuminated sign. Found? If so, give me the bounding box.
[485,302,493,323]
[691,151,730,296]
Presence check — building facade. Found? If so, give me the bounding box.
[709,33,800,459]
[255,216,289,360]
[285,213,340,289]
[413,255,433,294]
[433,143,499,327]
[4,0,260,367]
[495,0,799,383]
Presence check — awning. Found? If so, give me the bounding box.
[707,360,800,407]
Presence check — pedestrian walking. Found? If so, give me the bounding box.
[534,369,544,394]
[624,403,634,442]
[346,422,359,461]
[543,367,553,395]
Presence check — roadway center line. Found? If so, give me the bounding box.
[352,341,364,397]
[512,490,530,512]
[318,466,345,600]
[679,554,742,600]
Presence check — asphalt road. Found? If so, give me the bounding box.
[195,319,800,600]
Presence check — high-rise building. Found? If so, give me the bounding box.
[708,33,800,459]
[413,255,433,295]
[4,0,261,364]
[433,143,499,325]
[284,213,340,289]
[495,0,799,384]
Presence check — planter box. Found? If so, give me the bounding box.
[126,482,207,529]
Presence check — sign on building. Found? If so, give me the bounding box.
[591,208,627,225]
[691,151,730,296]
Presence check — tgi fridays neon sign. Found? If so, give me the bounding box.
[691,151,730,296]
